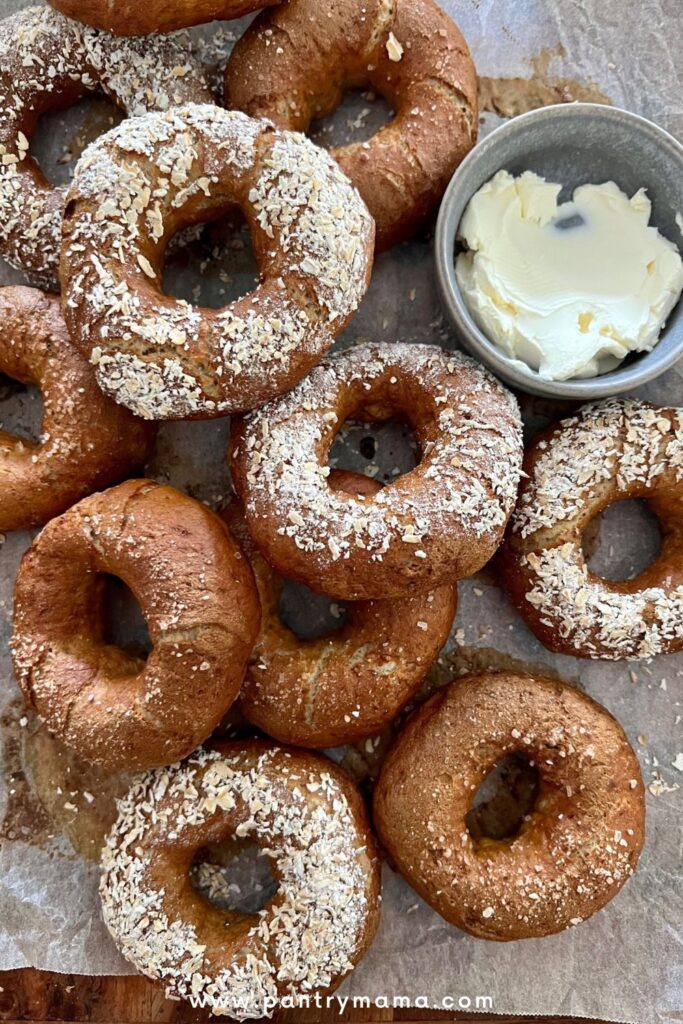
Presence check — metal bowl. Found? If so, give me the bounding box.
[435,103,683,399]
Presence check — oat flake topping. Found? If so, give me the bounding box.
[0,5,212,287]
[62,103,374,420]
[235,342,523,560]
[100,746,375,1020]
[513,398,683,539]
[508,398,683,660]
[523,543,683,659]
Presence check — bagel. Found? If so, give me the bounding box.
[60,104,375,421]
[46,0,277,36]
[225,0,478,249]
[0,286,154,533]
[230,342,523,600]
[498,399,683,660]
[0,6,213,289]
[100,741,381,1018]
[12,479,261,771]
[224,470,457,749]
[374,673,645,941]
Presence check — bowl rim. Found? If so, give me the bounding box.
[434,102,683,400]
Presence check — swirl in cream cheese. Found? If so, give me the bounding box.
[456,170,683,380]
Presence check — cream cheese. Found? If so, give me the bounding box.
[455,170,683,380]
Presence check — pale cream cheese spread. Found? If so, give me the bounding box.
[455,170,683,380]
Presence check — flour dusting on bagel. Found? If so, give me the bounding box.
[231,342,523,599]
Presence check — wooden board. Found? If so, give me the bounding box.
[0,970,606,1024]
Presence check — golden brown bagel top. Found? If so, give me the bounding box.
[0,286,154,532]
[374,672,645,940]
[46,0,278,36]
[226,471,457,748]
[12,479,261,771]
[225,0,478,248]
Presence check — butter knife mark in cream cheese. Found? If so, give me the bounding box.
[455,170,683,380]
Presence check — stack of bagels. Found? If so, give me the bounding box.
[1,0,676,1018]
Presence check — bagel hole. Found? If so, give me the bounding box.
[0,378,44,446]
[190,838,278,914]
[328,419,419,484]
[162,207,259,309]
[32,94,124,187]
[582,499,662,581]
[465,753,540,845]
[310,89,395,149]
[101,576,152,660]
[278,578,348,640]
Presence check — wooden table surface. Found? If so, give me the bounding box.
[0,970,608,1024]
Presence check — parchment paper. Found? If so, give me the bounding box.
[1,1,682,1021]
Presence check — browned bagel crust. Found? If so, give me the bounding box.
[60,104,375,421]
[46,0,277,36]
[100,741,381,1017]
[0,286,154,533]
[0,6,213,289]
[12,480,261,771]
[225,0,478,249]
[230,343,523,600]
[374,673,645,941]
[225,471,457,748]
[498,399,683,660]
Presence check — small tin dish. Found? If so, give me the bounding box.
[435,103,683,399]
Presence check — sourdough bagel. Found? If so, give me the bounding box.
[12,480,261,771]
[0,6,213,289]
[60,104,375,421]
[230,342,523,600]
[47,0,277,36]
[374,673,645,941]
[0,286,154,533]
[225,0,478,249]
[100,741,381,1019]
[498,399,683,660]
[224,470,457,748]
